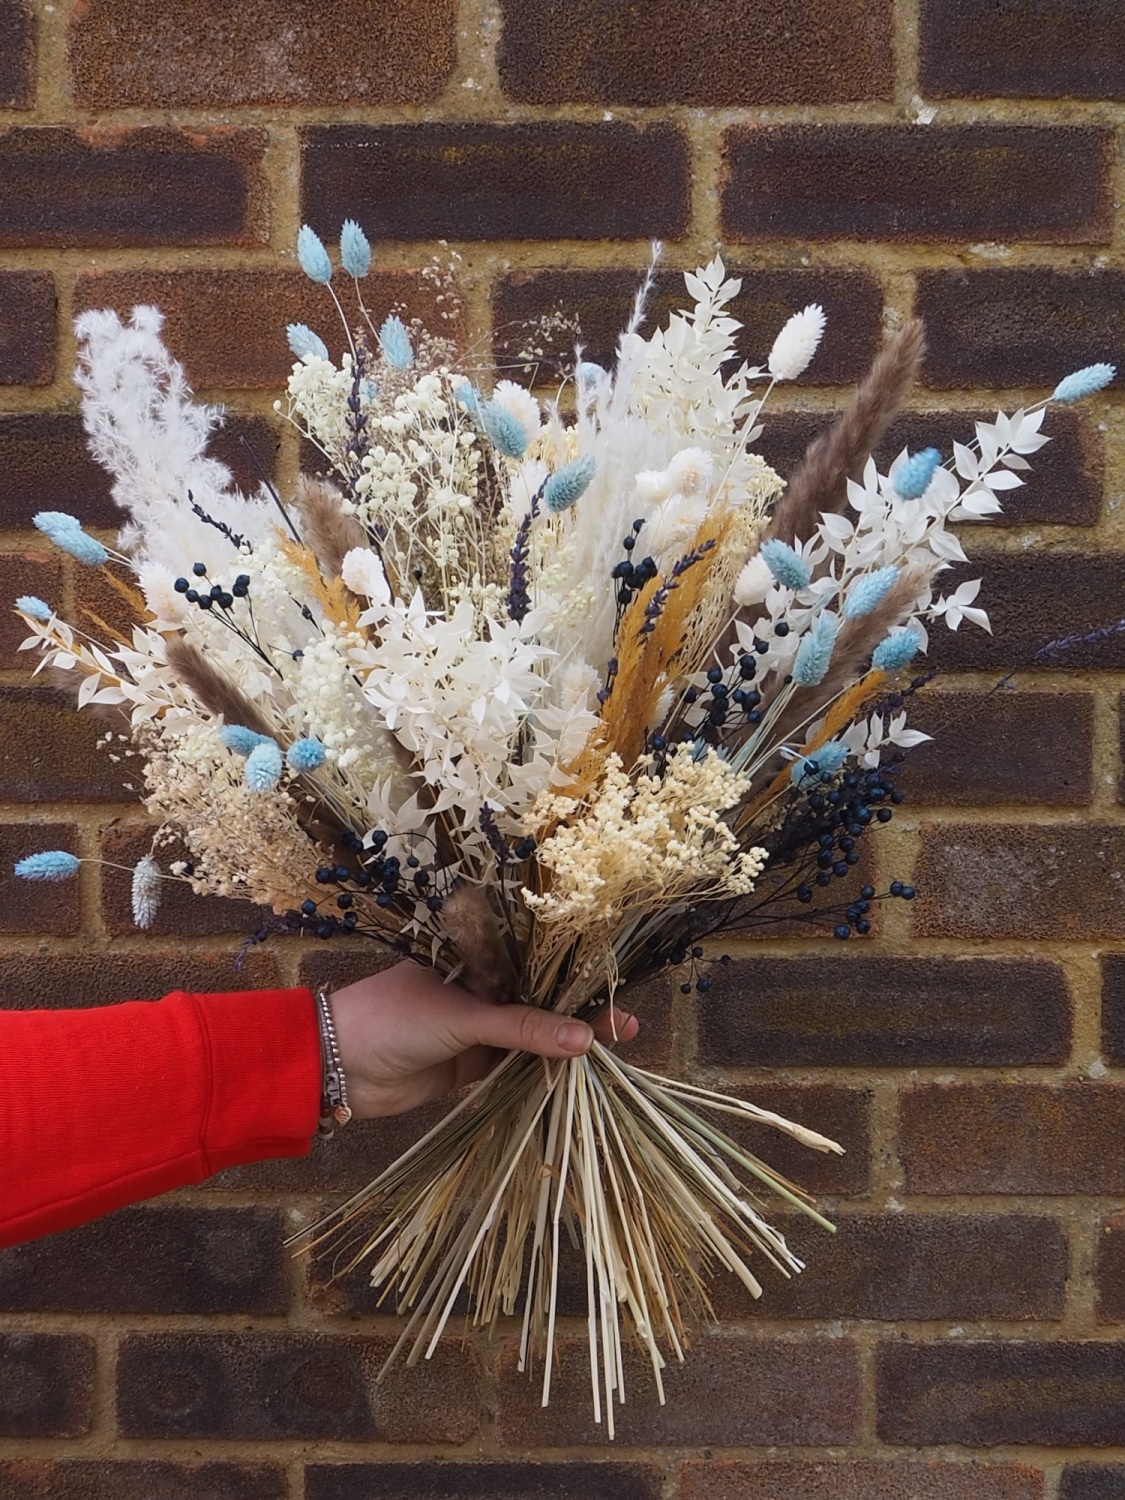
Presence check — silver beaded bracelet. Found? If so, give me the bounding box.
[315,984,352,1137]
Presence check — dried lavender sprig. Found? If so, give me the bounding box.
[1034,619,1125,661]
[637,538,716,639]
[506,485,543,623]
[188,492,247,552]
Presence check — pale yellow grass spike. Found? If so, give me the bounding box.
[77,607,132,650]
[738,669,888,826]
[279,537,364,632]
[99,568,150,622]
[601,511,735,770]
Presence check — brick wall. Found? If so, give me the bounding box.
[0,0,1123,1495]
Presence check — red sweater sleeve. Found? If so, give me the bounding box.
[0,987,321,1248]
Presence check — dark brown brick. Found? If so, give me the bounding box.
[698,955,1069,1068]
[928,554,1125,674]
[904,692,1093,807]
[1096,1213,1125,1323]
[0,950,277,1012]
[301,124,690,243]
[877,1341,1125,1446]
[494,267,883,383]
[888,405,1101,525]
[0,1333,94,1437]
[713,1083,871,1195]
[498,0,892,105]
[0,127,267,248]
[495,1335,859,1447]
[921,0,1125,100]
[0,271,54,385]
[1060,1467,1125,1500]
[100,826,265,938]
[680,1460,1044,1500]
[0,411,277,535]
[0,1463,286,1500]
[901,1083,1125,1194]
[760,404,1103,526]
[69,0,455,107]
[74,269,433,390]
[0,1207,286,1314]
[1100,954,1125,1065]
[0,2,34,108]
[116,1333,478,1441]
[0,822,80,935]
[307,1463,664,1500]
[914,823,1125,942]
[916,270,1125,389]
[0,684,137,802]
[723,125,1110,244]
[0,554,61,667]
[214,1100,443,1198]
[714,1212,1066,1321]
[0,413,119,530]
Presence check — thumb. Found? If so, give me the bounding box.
[459,1000,594,1059]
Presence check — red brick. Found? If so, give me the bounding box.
[680,1460,1044,1500]
[904,692,1093,807]
[1060,1467,1125,1500]
[913,823,1125,942]
[916,269,1125,389]
[1096,1213,1125,1323]
[75,269,433,390]
[0,1463,286,1500]
[0,128,267,248]
[714,1212,1066,1321]
[698,955,1069,1068]
[0,950,277,1011]
[0,270,54,385]
[901,1083,1125,1194]
[308,1466,665,1500]
[493,267,883,384]
[758,404,1103,526]
[68,0,455,107]
[0,684,138,803]
[0,2,34,108]
[494,1335,860,1447]
[0,1207,286,1314]
[498,0,892,105]
[116,1333,479,1442]
[877,1340,1125,1446]
[301,123,690,243]
[1100,954,1125,1065]
[0,553,61,668]
[0,821,80,935]
[0,1333,94,1437]
[100,826,266,938]
[921,0,1125,100]
[723,125,1110,244]
[928,554,1125,674]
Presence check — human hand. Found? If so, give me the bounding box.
[328,960,641,1119]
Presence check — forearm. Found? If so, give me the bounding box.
[0,987,320,1248]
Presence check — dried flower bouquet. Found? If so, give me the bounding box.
[14,223,1114,1431]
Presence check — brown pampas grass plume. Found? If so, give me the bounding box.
[165,636,274,739]
[291,474,367,581]
[441,881,521,1005]
[768,318,927,549]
